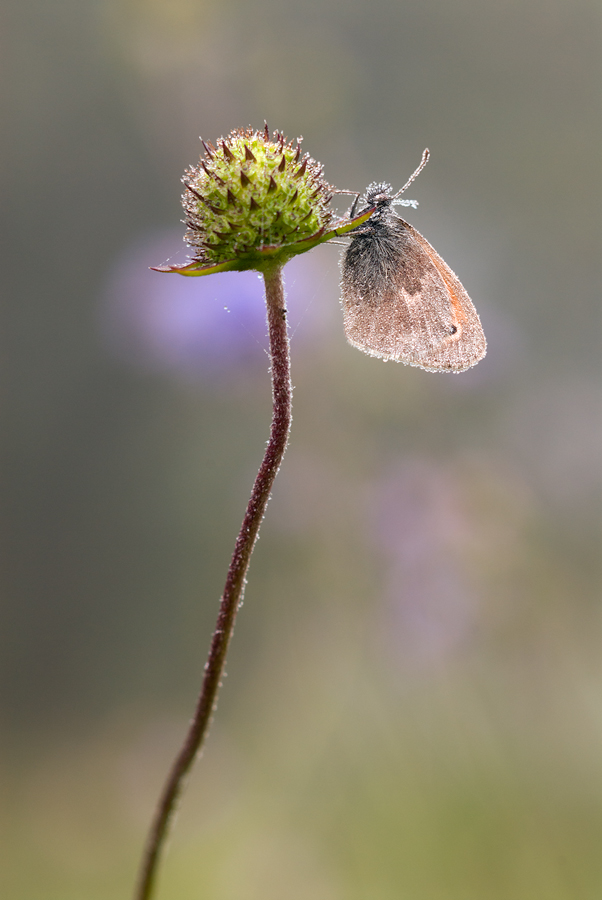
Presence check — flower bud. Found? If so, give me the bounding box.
[180,125,333,272]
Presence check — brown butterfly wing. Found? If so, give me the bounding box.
[341,217,486,373]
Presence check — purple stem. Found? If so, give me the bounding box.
[134,264,292,900]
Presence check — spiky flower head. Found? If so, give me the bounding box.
[175,126,334,274]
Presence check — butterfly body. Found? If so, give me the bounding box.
[341,182,486,373]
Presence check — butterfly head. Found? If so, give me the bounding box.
[362,182,394,212]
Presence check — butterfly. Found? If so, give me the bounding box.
[339,150,486,373]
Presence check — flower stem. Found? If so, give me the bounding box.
[134,264,292,900]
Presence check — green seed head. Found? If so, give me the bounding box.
[182,125,334,272]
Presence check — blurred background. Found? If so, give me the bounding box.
[1,0,601,897]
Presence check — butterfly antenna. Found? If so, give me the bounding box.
[393,148,430,199]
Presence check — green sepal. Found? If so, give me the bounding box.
[150,258,241,277]
[321,207,376,239]
[151,207,376,278]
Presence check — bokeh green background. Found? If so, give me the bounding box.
[2,1,601,898]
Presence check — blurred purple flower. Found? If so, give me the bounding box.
[372,461,478,667]
[100,229,335,381]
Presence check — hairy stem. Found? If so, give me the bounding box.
[134,264,292,900]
